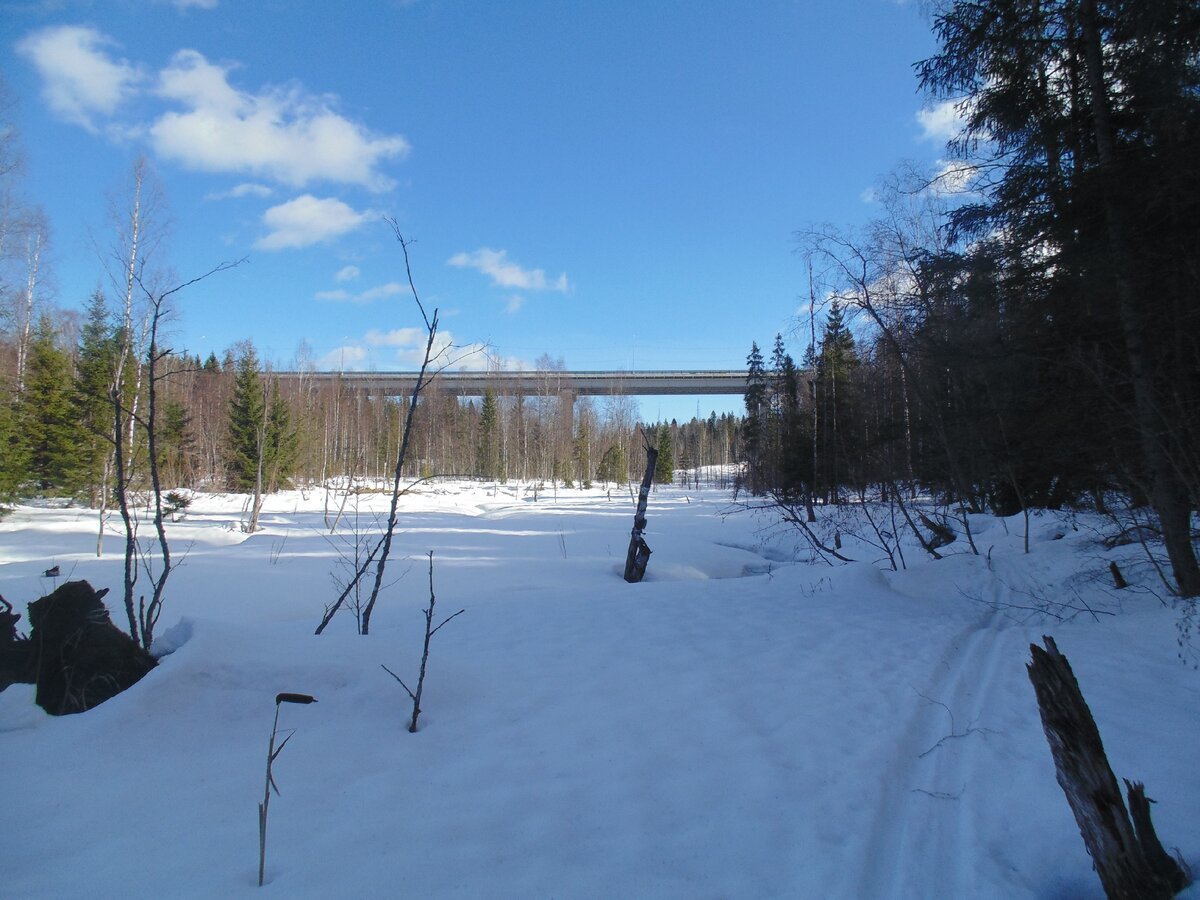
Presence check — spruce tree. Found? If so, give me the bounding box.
[227,349,297,494]
[742,341,768,493]
[265,383,297,491]
[0,392,27,500]
[813,301,860,500]
[595,443,626,485]
[74,290,120,502]
[573,415,592,488]
[226,347,267,491]
[654,422,675,484]
[19,316,86,493]
[477,389,499,479]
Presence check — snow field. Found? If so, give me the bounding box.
[1,484,1197,898]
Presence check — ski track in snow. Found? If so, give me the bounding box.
[858,610,1016,899]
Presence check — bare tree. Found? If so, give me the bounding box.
[316,221,443,635]
[381,552,464,732]
[112,259,241,649]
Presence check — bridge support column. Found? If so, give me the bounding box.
[559,389,576,436]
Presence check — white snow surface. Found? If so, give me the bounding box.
[1,482,1197,899]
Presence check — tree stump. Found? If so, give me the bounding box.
[624,444,658,583]
[1027,636,1188,899]
[0,595,35,692]
[25,581,157,715]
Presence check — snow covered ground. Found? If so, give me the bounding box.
[1,481,1197,899]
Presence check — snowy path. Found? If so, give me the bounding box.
[1,487,1197,899]
[857,611,1018,898]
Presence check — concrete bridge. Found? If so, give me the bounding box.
[276,369,748,399]
[276,369,750,424]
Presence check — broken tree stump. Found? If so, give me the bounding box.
[623,442,658,583]
[0,595,35,692]
[26,580,157,715]
[1027,636,1189,900]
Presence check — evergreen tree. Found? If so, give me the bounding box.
[158,398,192,487]
[573,414,592,489]
[74,289,119,502]
[226,347,266,491]
[227,348,298,494]
[919,0,1200,591]
[264,382,297,491]
[742,341,768,492]
[814,301,860,500]
[477,389,499,479]
[595,442,626,485]
[0,391,27,499]
[654,422,675,484]
[19,316,85,493]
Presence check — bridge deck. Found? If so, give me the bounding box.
[275,370,750,397]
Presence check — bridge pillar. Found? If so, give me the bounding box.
[559,389,576,435]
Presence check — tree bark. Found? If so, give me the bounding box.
[623,442,658,583]
[1027,636,1188,899]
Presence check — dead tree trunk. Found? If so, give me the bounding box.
[0,595,34,691]
[25,581,157,715]
[623,440,658,583]
[1027,636,1189,900]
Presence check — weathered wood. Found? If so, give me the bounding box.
[623,443,658,583]
[26,580,157,715]
[1027,636,1189,899]
[0,595,35,692]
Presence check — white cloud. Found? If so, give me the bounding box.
[173,0,219,9]
[335,265,360,282]
[315,344,369,370]
[917,98,968,143]
[206,181,274,200]
[448,248,570,293]
[505,295,525,314]
[17,25,142,131]
[255,195,372,251]
[317,328,526,372]
[315,281,405,304]
[150,49,408,190]
[365,327,425,346]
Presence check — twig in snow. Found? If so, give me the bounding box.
[380,551,464,732]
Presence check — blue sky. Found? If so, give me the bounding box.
[2,0,954,422]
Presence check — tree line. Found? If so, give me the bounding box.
[0,305,747,502]
[740,0,1200,597]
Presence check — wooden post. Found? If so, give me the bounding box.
[1027,636,1188,900]
[624,440,658,583]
